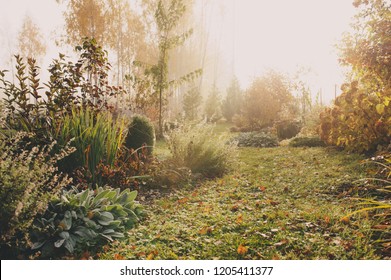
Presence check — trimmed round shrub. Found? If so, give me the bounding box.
[231,132,279,148]
[289,136,326,147]
[276,120,301,140]
[124,115,155,155]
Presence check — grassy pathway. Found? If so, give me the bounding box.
[100,147,382,259]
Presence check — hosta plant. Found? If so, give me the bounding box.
[32,186,143,258]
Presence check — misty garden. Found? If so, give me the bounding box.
[0,0,390,260]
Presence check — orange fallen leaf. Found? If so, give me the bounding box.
[236,213,243,224]
[259,186,266,192]
[146,250,158,260]
[324,216,331,224]
[340,216,350,224]
[114,253,125,260]
[237,244,248,255]
[199,226,212,235]
[178,197,188,204]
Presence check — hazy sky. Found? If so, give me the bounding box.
[206,0,356,102]
[0,0,357,103]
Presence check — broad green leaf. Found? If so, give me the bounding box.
[128,190,138,202]
[59,231,70,240]
[54,239,65,248]
[99,233,114,242]
[62,211,72,230]
[64,239,74,253]
[31,241,46,250]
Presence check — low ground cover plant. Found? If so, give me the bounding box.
[231,131,279,148]
[289,136,326,147]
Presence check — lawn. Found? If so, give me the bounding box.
[99,145,383,260]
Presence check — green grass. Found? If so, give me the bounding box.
[98,145,383,260]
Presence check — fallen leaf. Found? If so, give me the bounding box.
[236,214,243,224]
[114,253,125,260]
[231,204,239,212]
[372,224,390,230]
[203,205,213,213]
[199,226,212,235]
[178,197,188,204]
[237,244,248,255]
[324,216,331,224]
[257,232,269,238]
[259,186,266,192]
[146,250,158,260]
[269,200,279,206]
[340,216,350,224]
[274,239,288,247]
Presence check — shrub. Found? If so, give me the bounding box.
[319,1,391,153]
[0,133,73,259]
[319,82,391,153]
[166,123,237,177]
[231,114,252,132]
[0,39,125,143]
[124,115,155,155]
[275,120,301,140]
[231,132,279,148]
[299,104,325,136]
[289,136,326,147]
[55,106,127,183]
[222,77,242,122]
[32,186,143,258]
[94,147,152,191]
[241,71,293,130]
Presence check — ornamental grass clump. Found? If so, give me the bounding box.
[166,123,238,178]
[55,106,127,183]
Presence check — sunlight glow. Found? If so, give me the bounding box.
[206,0,356,102]
[0,0,357,103]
